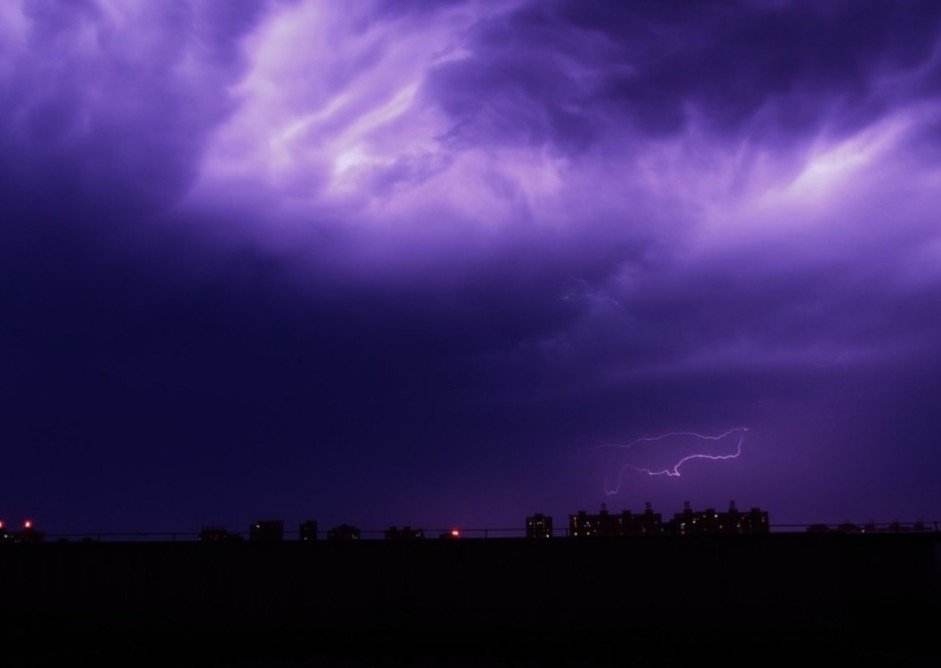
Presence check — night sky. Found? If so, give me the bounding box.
[3,1,941,535]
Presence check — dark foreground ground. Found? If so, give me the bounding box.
[2,534,939,666]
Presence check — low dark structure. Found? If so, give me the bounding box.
[385,526,424,540]
[249,520,284,543]
[198,527,242,543]
[326,524,360,542]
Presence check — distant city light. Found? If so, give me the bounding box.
[24,520,32,529]
[450,529,460,538]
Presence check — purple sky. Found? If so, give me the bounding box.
[2,1,941,534]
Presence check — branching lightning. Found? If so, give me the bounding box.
[602,427,749,495]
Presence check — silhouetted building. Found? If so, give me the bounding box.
[618,510,637,535]
[299,520,319,543]
[386,526,424,540]
[525,514,553,539]
[569,510,595,538]
[837,522,861,534]
[570,502,767,538]
[249,520,284,543]
[700,507,721,534]
[672,501,699,536]
[670,501,763,536]
[570,504,653,537]
[636,502,664,535]
[613,509,658,536]
[806,524,831,534]
[743,507,770,534]
[721,500,743,534]
[596,504,620,537]
[327,524,361,542]
[198,526,242,543]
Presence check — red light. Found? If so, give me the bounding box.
[0,521,4,530]
[24,520,32,529]
[450,529,460,538]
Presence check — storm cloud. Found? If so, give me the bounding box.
[2,1,941,533]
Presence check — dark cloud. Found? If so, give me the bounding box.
[0,0,265,215]
[428,0,941,149]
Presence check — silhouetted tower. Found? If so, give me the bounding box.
[299,520,319,542]
[637,502,663,535]
[526,514,553,539]
[722,500,742,535]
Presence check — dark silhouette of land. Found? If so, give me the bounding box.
[2,530,938,665]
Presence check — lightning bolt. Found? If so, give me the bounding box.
[602,427,749,495]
